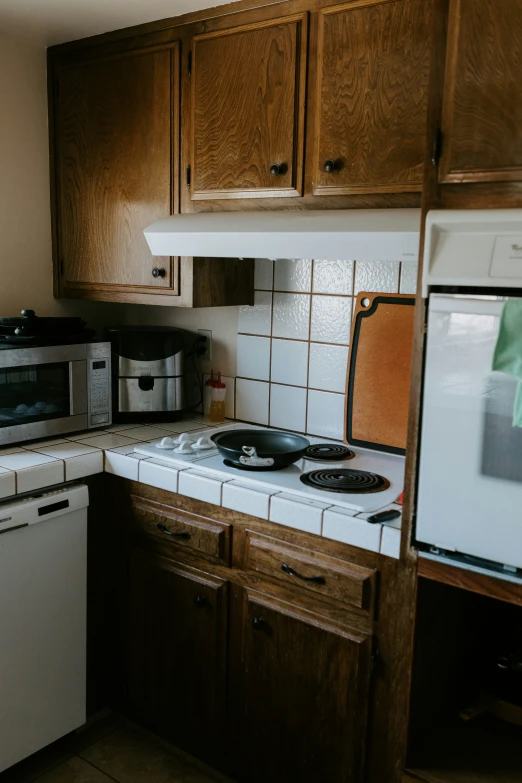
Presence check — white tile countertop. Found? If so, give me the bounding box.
[0,417,402,559]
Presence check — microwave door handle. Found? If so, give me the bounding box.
[69,361,88,416]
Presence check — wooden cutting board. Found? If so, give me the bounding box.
[345,292,416,455]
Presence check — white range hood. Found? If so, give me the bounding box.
[144,208,421,261]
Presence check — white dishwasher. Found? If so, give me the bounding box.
[0,484,88,773]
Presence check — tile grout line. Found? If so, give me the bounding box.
[76,755,121,783]
[305,261,314,435]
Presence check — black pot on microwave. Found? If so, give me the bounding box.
[105,326,184,423]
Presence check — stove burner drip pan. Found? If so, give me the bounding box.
[300,469,390,494]
[304,444,355,462]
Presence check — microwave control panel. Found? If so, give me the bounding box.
[87,343,111,427]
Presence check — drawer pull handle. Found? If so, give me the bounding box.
[281,562,326,585]
[195,595,207,608]
[252,617,265,630]
[156,523,190,539]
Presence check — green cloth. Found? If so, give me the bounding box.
[492,299,522,427]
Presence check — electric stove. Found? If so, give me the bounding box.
[134,423,404,514]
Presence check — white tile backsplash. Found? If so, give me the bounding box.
[272,293,311,340]
[274,258,312,292]
[307,389,345,440]
[238,290,273,336]
[312,259,354,295]
[308,343,348,393]
[237,335,271,381]
[269,384,307,432]
[399,262,418,295]
[271,339,309,387]
[235,257,408,437]
[354,260,401,294]
[236,378,270,425]
[310,295,352,345]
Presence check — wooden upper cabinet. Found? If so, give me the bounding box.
[439,0,522,184]
[310,0,432,196]
[188,15,307,200]
[55,45,179,295]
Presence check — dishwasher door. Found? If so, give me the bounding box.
[0,485,88,773]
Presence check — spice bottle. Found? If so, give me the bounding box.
[209,372,226,423]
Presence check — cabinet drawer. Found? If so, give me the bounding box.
[130,496,231,566]
[243,531,376,616]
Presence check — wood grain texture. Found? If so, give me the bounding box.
[440,0,522,183]
[130,494,231,565]
[346,292,416,453]
[56,45,178,291]
[190,15,307,198]
[243,529,376,614]
[107,475,420,783]
[192,257,255,307]
[126,546,228,766]
[312,0,432,196]
[231,586,372,783]
[418,557,522,607]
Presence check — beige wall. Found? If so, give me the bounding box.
[0,31,126,331]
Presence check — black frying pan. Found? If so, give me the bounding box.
[211,429,310,470]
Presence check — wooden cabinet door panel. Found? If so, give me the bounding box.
[56,45,179,291]
[312,0,432,196]
[190,16,307,199]
[440,0,522,183]
[126,546,227,762]
[235,589,372,783]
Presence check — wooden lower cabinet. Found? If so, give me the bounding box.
[230,587,373,783]
[126,545,228,765]
[123,497,375,782]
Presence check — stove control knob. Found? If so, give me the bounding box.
[21,309,35,318]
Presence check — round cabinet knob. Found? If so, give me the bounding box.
[270,163,287,176]
[252,617,265,630]
[324,159,338,173]
[195,595,207,609]
[152,267,166,279]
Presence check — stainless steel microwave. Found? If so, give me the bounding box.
[0,342,111,446]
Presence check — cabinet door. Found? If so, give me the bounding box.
[56,45,179,293]
[189,15,307,200]
[234,589,373,783]
[311,0,432,196]
[126,546,228,764]
[439,0,522,183]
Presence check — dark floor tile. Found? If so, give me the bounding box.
[34,757,114,783]
[79,727,191,783]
